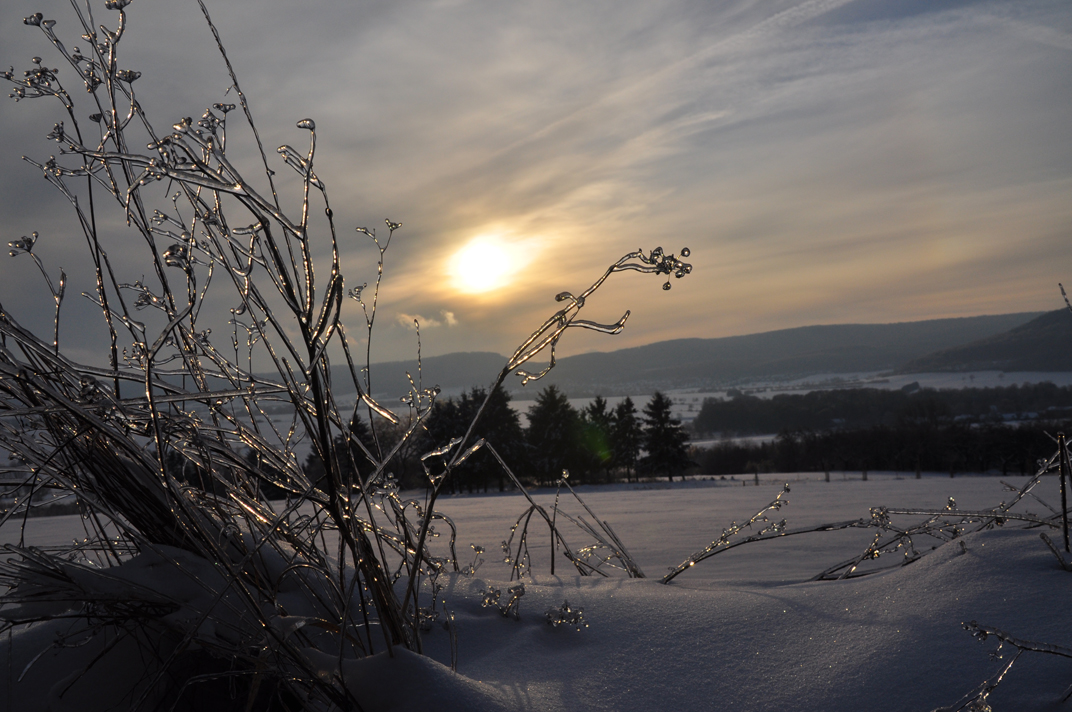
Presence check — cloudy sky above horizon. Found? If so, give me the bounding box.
[1,0,1070,367]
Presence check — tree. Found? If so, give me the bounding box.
[375,411,427,489]
[578,395,614,481]
[475,384,527,491]
[243,448,290,501]
[423,395,466,491]
[640,391,691,482]
[611,396,642,481]
[303,416,378,491]
[423,384,525,493]
[526,385,581,486]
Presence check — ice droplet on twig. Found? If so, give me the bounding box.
[545,599,587,631]
[8,232,38,255]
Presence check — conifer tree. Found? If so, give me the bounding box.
[526,385,581,486]
[640,391,691,482]
[303,416,378,489]
[611,396,643,481]
[579,395,614,481]
[425,384,524,492]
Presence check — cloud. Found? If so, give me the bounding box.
[2,0,1070,365]
[396,311,458,329]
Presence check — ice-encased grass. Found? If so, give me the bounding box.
[0,1,691,709]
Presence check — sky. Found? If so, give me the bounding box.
[0,0,1070,368]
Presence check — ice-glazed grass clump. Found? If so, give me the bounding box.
[0,1,690,709]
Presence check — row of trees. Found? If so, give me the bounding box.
[300,386,693,492]
[693,382,1072,436]
[693,420,1070,477]
[521,387,691,487]
[223,386,1066,498]
[257,388,1067,496]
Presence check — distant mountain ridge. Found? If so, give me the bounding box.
[346,311,1048,398]
[900,310,1072,373]
[528,312,1047,395]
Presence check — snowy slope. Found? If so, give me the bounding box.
[2,476,1070,711]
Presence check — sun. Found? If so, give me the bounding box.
[448,236,520,294]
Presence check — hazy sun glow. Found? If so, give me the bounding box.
[448,236,520,294]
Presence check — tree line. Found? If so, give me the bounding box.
[170,382,1072,497]
[694,419,1071,478]
[692,382,1072,436]
[300,385,693,492]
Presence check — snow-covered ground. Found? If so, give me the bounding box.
[3,473,1070,711]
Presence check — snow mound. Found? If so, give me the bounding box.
[345,647,512,712]
[415,528,1072,711]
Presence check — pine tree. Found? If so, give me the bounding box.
[422,397,465,491]
[465,384,525,492]
[611,396,642,481]
[303,416,378,490]
[640,391,691,482]
[579,395,614,481]
[424,384,525,493]
[526,385,581,486]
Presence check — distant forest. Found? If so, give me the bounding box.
[693,422,1068,478]
[691,383,1072,477]
[692,382,1072,435]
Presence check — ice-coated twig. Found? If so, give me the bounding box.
[1040,532,1072,571]
[480,583,526,621]
[545,599,587,631]
[662,484,792,583]
[658,468,1064,584]
[932,622,1072,712]
[557,475,645,578]
[459,543,485,577]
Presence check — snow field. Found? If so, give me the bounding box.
[416,475,1072,711]
[2,474,1070,711]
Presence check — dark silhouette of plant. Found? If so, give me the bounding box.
[0,2,692,708]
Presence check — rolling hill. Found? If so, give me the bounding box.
[347,312,1047,398]
[900,309,1072,373]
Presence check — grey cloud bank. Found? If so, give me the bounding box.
[1,0,1069,366]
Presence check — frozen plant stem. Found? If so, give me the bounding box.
[933,622,1072,712]
[403,246,690,620]
[0,1,693,706]
[1058,432,1070,551]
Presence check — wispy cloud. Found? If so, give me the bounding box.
[1,0,1069,365]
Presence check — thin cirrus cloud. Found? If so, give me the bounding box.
[0,0,1069,367]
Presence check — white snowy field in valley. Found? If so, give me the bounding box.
[506,370,1072,428]
[3,474,1071,711]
